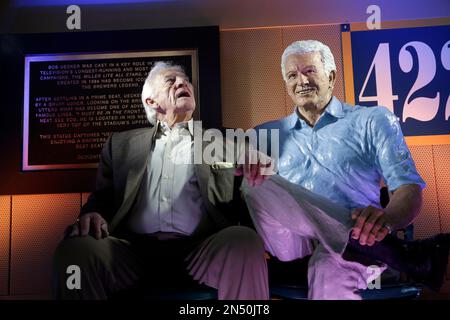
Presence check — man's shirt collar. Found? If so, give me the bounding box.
[291,96,344,129]
[324,96,345,119]
[157,118,194,136]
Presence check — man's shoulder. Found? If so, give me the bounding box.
[344,102,395,122]
[105,126,155,150]
[255,114,296,131]
[111,126,155,140]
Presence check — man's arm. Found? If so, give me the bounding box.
[351,183,422,246]
[385,183,422,229]
[67,135,114,239]
[352,107,426,246]
[80,134,115,219]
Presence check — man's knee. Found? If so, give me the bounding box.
[53,236,108,272]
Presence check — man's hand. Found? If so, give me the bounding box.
[235,149,275,187]
[351,206,391,246]
[66,212,109,240]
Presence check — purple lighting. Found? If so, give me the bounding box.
[13,0,176,7]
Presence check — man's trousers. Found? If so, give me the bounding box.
[53,225,269,300]
[242,175,385,300]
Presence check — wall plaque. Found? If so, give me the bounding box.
[23,50,198,170]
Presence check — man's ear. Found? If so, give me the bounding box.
[146,97,165,114]
[328,70,336,89]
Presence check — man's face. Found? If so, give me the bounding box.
[147,68,196,116]
[284,52,335,110]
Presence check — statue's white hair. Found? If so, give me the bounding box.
[281,40,336,82]
[141,61,185,125]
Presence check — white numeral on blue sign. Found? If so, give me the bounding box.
[358,43,398,113]
[360,41,449,123]
[441,40,450,120]
[399,41,440,122]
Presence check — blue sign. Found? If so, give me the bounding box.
[349,24,449,138]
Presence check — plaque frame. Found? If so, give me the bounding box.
[22,50,199,171]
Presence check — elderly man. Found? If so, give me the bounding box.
[242,40,450,299]
[52,61,269,300]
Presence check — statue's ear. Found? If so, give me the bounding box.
[328,70,336,89]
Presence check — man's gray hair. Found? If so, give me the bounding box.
[281,40,336,82]
[141,61,185,125]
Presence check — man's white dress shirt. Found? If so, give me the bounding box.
[127,119,205,235]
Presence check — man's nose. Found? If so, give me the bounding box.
[297,73,309,85]
[175,77,188,88]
